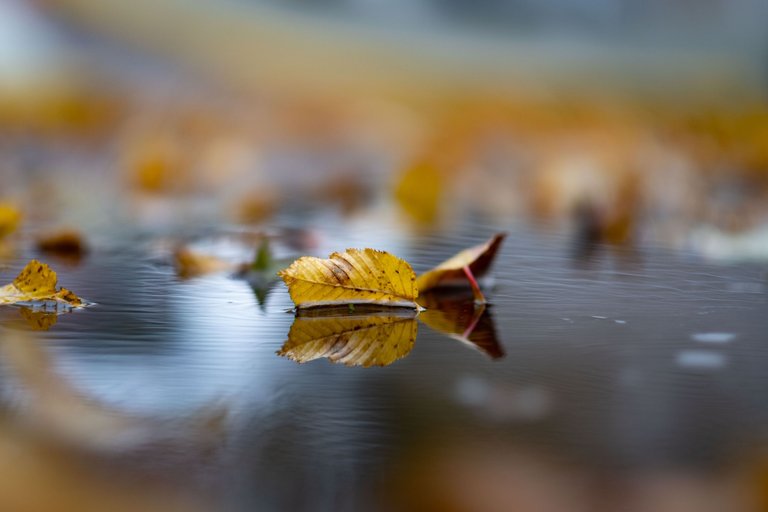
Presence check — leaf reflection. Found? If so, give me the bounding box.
[18,307,59,331]
[278,308,418,367]
[418,291,504,359]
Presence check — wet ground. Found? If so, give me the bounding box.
[0,202,766,511]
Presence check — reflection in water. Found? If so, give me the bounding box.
[241,272,282,311]
[0,331,228,451]
[278,291,503,368]
[18,307,59,331]
[419,290,504,360]
[0,331,226,512]
[278,308,417,367]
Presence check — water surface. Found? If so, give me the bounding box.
[0,213,766,511]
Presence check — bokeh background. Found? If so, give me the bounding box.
[2,0,768,255]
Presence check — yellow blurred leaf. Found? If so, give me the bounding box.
[278,310,417,367]
[416,233,505,302]
[418,291,503,360]
[278,248,419,309]
[394,161,443,226]
[0,203,21,239]
[0,260,83,307]
[174,248,234,279]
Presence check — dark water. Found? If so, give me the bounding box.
[0,212,767,511]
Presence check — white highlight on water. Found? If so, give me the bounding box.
[691,332,736,343]
[676,350,727,370]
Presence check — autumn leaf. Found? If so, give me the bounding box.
[394,161,443,226]
[278,248,419,310]
[0,204,21,239]
[36,229,88,261]
[416,233,506,303]
[418,291,504,359]
[0,260,83,308]
[173,247,234,279]
[278,308,417,367]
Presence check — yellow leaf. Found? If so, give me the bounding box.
[278,248,419,309]
[173,247,233,279]
[418,291,504,359]
[278,309,417,367]
[0,203,21,239]
[415,233,506,302]
[0,260,83,307]
[394,161,443,226]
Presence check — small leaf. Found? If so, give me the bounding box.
[416,233,506,301]
[278,309,417,367]
[173,247,234,279]
[394,161,443,226]
[0,260,83,307]
[418,291,504,359]
[278,248,419,310]
[0,203,21,239]
[250,239,273,272]
[36,229,88,260]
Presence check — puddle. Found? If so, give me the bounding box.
[0,212,766,512]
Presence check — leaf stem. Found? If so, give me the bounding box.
[462,265,485,304]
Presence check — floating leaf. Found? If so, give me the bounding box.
[278,248,419,310]
[0,203,21,239]
[36,229,88,261]
[235,189,278,223]
[416,233,506,303]
[278,308,417,367]
[394,161,443,226]
[0,260,83,308]
[419,291,504,359]
[173,247,234,279]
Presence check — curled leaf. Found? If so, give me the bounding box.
[278,248,419,310]
[278,308,417,367]
[416,233,506,302]
[0,260,83,308]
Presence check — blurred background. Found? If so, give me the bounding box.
[2,0,768,253]
[1,1,768,511]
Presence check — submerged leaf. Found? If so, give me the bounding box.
[278,309,417,367]
[418,291,504,359]
[0,260,83,308]
[278,248,419,309]
[416,233,506,302]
